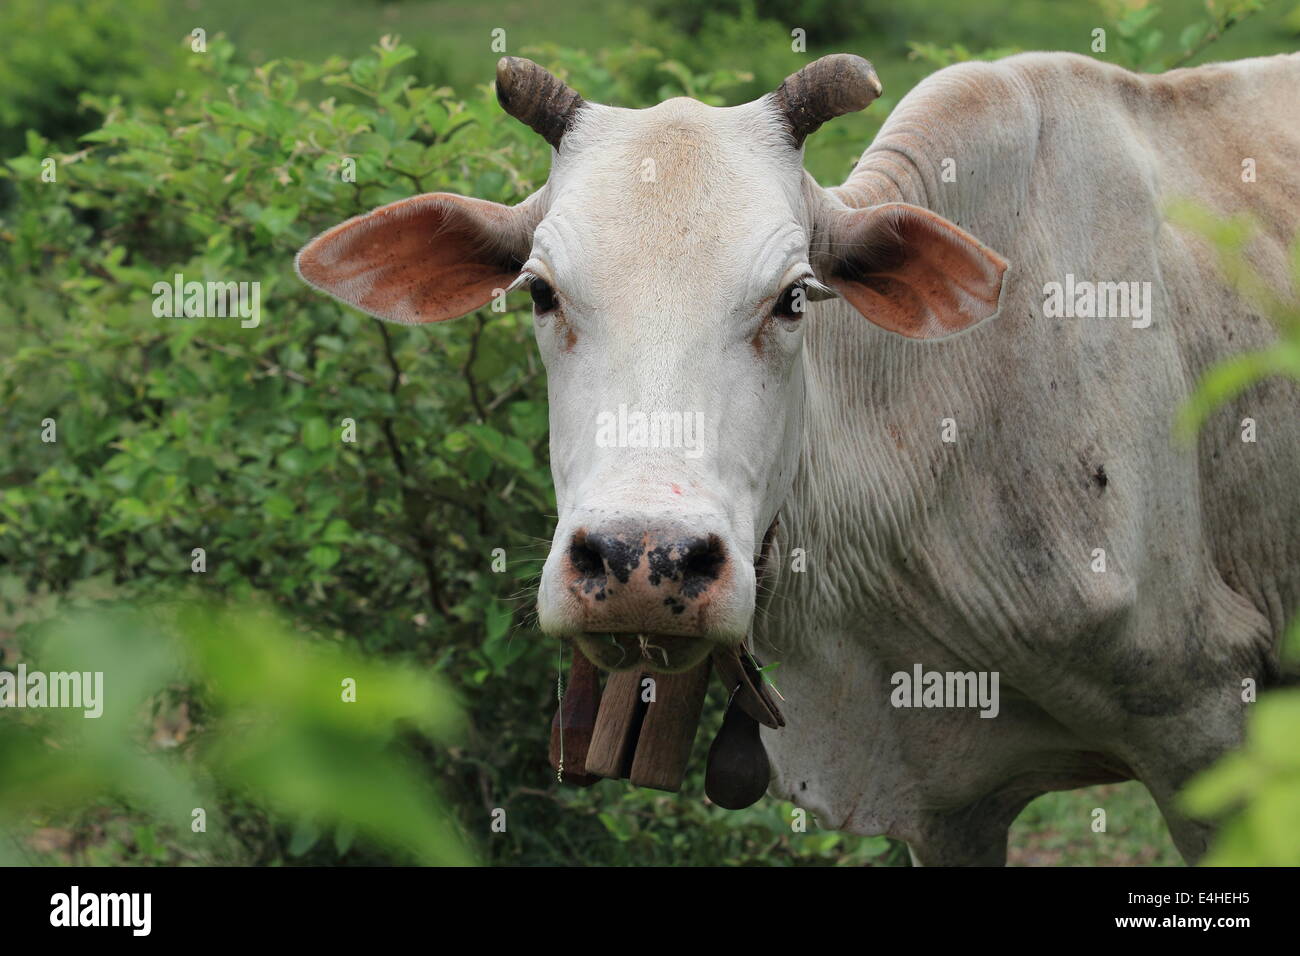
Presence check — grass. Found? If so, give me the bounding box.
[164,0,619,84]
[165,0,1298,79]
[1010,783,1183,866]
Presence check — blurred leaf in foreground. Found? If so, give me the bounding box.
[0,601,474,866]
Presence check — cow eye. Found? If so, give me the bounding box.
[774,282,807,320]
[530,277,557,313]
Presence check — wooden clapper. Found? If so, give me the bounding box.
[549,645,785,809]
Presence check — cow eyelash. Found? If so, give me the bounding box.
[773,284,803,320]
[773,276,837,320]
[511,270,559,314]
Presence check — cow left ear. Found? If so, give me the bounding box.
[823,202,1007,339]
[296,192,536,325]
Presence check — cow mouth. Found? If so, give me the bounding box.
[576,632,714,673]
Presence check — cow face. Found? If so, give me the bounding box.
[296,56,1006,672]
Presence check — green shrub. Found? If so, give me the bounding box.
[0,0,185,159]
[0,597,471,865]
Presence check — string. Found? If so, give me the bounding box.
[556,641,565,782]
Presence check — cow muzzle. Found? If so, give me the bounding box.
[538,518,755,672]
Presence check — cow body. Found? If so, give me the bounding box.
[298,50,1300,864]
[758,52,1300,863]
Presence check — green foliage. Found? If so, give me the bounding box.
[2,34,553,626]
[509,41,761,108]
[1181,598,1300,867]
[1012,783,1182,865]
[905,42,1024,69]
[1099,0,1267,71]
[0,0,185,159]
[909,0,1272,73]
[1,32,556,863]
[0,595,470,865]
[574,785,894,866]
[1182,685,1300,865]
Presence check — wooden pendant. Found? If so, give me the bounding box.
[583,669,644,780]
[705,697,771,810]
[549,648,601,786]
[629,658,712,791]
[551,637,782,805]
[582,658,712,792]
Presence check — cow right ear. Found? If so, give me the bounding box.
[295,192,535,324]
[823,202,1007,339]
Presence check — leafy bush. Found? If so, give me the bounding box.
[0,0,185,159]
[646,0,890,38]
[1183,682,1300,865]
[0,597,470,865]
[1098,0,1266,71]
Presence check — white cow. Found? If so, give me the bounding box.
[298,51,1300,864]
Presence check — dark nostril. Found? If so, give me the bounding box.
[581,531,642,584]
[568,533,606,581]
[681,534,726,596]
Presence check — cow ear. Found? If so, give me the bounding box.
[824,202,1007,339]
[295,193,534,324]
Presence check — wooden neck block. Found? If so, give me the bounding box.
[582,658,712,792]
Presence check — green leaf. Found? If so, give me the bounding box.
[320,519,352,544]
[257,204,300,237]
[334,822,357,856]
[288,819,322,857]
[185,456,216,485]
[307,545,341,570]
[484,599,512,643]
[303,418,332,451]
[278,447,314,477]
[264,494,296,520]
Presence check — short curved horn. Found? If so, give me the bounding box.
[770,54,883,147]
[495,56,585,150]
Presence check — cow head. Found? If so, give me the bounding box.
[297,55,1006,673]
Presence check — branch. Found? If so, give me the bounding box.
[486,367,541,413]
[462,314,489,424]
[1165,10,1256,71]
[376,321,409,476]
[374,320,452,617]
[191,338,312,385]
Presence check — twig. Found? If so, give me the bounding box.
[462,314,489,423]
[374,320,451,617]
[192,338,312,385]
[485,367,540,412]
[1165,11,1255,70]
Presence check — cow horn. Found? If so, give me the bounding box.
[770,54,883,147]
[495,56,585,150]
